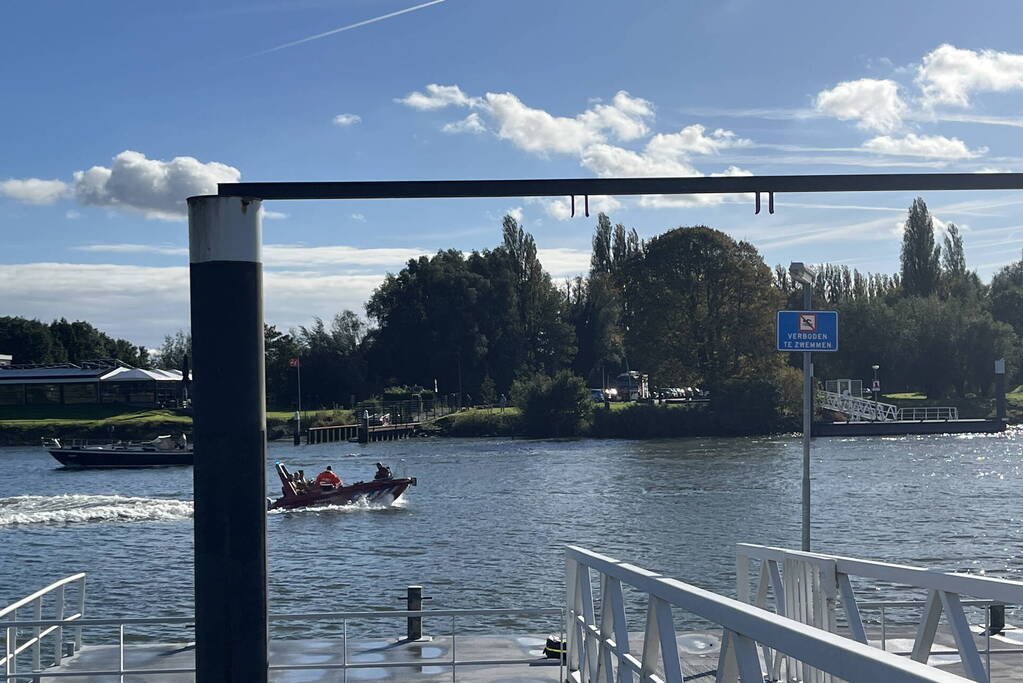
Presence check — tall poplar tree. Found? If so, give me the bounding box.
[900,197,941,297]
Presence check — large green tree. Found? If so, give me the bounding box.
[366,218,575,396]
[624,226,780,388]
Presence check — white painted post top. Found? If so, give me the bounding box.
[188,195,262,264]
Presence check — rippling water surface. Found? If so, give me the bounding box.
[1,430,1022,637]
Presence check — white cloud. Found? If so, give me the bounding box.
[862,133,986,159]
[814,78,907,133]
[578,91,654,141]
[73,243,188,256]
[918,44,1023,107]
[262,244,429,267]
[262,209,288,220]
[400,85,657,156]
[65,210,81,220]
[397,83,475,110]
[482,92,605,155]
[505,207,523,222]
[481,89,656,155]
[638,166,753,208]
[536,248,591,277]
[543,195,623,221]
[580,143,697,178]
[72,150,241,220]
[72,242,429,268]
[0,262,388,348]
[442,112,486,134]
[646,125,751,158]
[0,178,70,204]
[332,113,362,126]
[351,213,366,222]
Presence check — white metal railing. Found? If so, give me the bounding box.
[566,545,967,683]
[898,406,959,421]
[736,544,1023,682]
[1,574,85,681]
[0,606,563,681]
[818,390,899,422]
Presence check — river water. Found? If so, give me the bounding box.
[1,431,1021,639]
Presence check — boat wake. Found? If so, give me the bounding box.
[268,494,408,515]
[0,494,193,527]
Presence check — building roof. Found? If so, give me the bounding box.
[0,363,183,384]
[104,367,183,382]
[0,366,117,382]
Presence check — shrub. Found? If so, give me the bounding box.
[711,377,786,434]
[511,370,593,437]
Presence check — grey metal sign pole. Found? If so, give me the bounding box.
[188,196,268,683]
[801,282,812,552]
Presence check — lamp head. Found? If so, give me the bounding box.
[789,261,815,285]
[871,364,879,371]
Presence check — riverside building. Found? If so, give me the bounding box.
[0,359,186,408]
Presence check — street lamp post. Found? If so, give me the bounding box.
[789,262,816,552]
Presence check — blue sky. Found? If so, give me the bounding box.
[4,0,1023,348]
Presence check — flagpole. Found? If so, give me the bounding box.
[297,359,302,436]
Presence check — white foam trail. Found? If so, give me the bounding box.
[268,495,407,515]
[0,494,193,527]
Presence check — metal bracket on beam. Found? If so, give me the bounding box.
[568,195,590,218]
[755,192,776,215]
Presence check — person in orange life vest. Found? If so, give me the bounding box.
[315,465,342,489]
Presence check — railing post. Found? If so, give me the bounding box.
[54,585,64,667]
[33,598,41,672]
[118,624,125,683]
[736,551,749,603]
[75,576,85,651]
[5,620,15,680]
[564,554,580,672]
[450,615,456,683]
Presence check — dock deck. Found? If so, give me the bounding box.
[35,625,1023,681]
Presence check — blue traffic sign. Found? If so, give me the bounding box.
[777,310,838,352]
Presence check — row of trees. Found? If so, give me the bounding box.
[0,317,148,367]
[7,197,1023,415]
[776,198,1020,398]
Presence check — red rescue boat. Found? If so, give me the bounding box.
[268,462,416,511]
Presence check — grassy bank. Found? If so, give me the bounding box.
[434,402,801,439]
[433,407,522,436]
[880,391,1020,422]
[0,405,355,447]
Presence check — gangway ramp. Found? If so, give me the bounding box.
[819,389,899,421]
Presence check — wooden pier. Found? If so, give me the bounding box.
[306,421,422,444]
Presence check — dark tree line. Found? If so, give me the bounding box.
[7,196,1022,412]
[0,317,148,367]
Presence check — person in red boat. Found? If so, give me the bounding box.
[314,465,341,489]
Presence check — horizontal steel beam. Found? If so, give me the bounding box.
[218,173,1023,200]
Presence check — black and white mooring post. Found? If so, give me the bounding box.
[188,196,268,683]
[405,585,428,640]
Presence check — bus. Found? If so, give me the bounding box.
[615,371,650,401]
